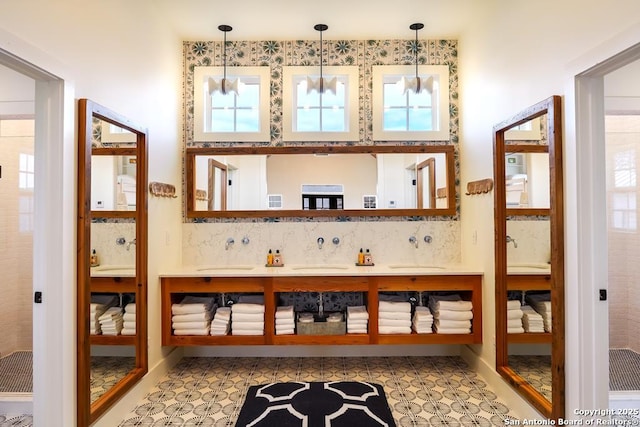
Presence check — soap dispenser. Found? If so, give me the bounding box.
[90,249,100,267]
[357,248,364,265]
[267,249,274,266]
[364,249,373,266]
[273,249,284,266]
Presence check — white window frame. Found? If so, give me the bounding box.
[193,66,271,142]
[372,65,449,141]
[362,195,377,209]
[267,194,283,209]
[282,65,359,142]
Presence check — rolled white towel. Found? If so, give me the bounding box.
[433,310,473,321]
[346,306,369,319]
[172,321,211,330]
[379,319,412,327]
[231,303,265,314]
[433,300,473,311]
[124,303,136,314]
[434,319,471,329]
[347,326,368,334]
[412,325,433,334]
[507,309,524,320]
[211,317,230,327]
[379,311,411,320]
[232,312,264,322]
[507,300,521,310]
[379,325,412,334]
[232,321,265,331]
[275,318,295,327]
[348,318,368,326]
[275,328,295,335]
[172,296,214,315]
[121,327,136,335]
[508,319,523,328]
[275,306,294,319]
[123,312,136,322]
[172,312,212,323]
[214,307,231,320]
[174,328,210,335]
[379,301,412,313]
[231,329,264,336]
[508,326,525,334]
[435,327,471,334]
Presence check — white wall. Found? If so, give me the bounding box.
[0,0,183,425]
[458,0,640,418]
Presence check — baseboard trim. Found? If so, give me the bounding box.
[91,348,183,427]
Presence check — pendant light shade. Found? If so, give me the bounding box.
[307,24,337,95]
[397,23,433,95]
[209,24,239,96]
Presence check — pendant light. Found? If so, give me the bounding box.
[398,22,433,95]
[307,24,337,95]
[208,24,239,96]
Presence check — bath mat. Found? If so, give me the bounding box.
[235,381,396,427]
[0,351,32,393]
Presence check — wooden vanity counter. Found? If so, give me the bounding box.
[160,265,483,347]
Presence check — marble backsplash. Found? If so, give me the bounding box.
[182,221,461,267]
[505,220,551,265]
[91,222,137,267]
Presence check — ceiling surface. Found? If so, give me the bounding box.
[151,0,477,41]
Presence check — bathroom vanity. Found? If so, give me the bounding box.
[160,265,482,347]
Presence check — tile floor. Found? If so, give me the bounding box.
[118,356,514,426]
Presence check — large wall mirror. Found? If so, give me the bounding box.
[493,95,564,419]
[77,99,148,425]
[186,145,456,218]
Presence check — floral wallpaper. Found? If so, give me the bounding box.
[182,38,460,221]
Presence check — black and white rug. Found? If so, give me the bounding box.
[235,381,396,427]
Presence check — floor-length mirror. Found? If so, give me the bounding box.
[77,99,148,425]
[493,95,564,419]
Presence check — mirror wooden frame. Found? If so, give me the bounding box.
[77,99,148,425]
[185,145,456,218]
[493,95,565,419]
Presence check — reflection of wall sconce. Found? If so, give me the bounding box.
[306,24,337,95]
[208,24,239,96]
[149,182,177,198]
[397,23,433,95]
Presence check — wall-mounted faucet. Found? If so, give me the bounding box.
[317,237,324,249]
[116,237,126,246]
[332,237,340,245]
[126,238,136,251]
[424,235,433,244]
[225,237,235,250]
[241,236,250,245]
[506,235,518,248]
[409,236,418,248]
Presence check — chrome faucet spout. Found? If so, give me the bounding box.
[225,237,235,250]
[317,237,324,249]
[409,236,418,248]
[126,238,136,251]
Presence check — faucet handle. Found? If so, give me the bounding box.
[317,237,324,249]
[409,236,418,248]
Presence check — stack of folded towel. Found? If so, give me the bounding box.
[378,300,412,334]
[526,293,552,332]
[275,305,295,335]
[231,303,265,335]
[429,294,473,334]
[346,306,369,333]
[172,295,216,336]
[121,303,136,335]
[521,305,545,333]
[210,306,231,336]
[507,299,524,333]
[99,306,124,335]
[90,294,119,335]
[412,306,434,334]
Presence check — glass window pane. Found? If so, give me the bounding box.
[236,110,260,132]
[409,91,432,107]
[322,108,345,131]
[211,110,235,132]
[383,109,407,131]
[236,83,259,108]
[297,108,320,132]
[408,108,432,131]
[383,84,405,108]
[211,92,235,108]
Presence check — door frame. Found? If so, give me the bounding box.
[1,28,76,426]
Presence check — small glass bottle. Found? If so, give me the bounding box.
[267,249,274,265]
[358,248,365,264]
[364,249,373,265]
